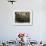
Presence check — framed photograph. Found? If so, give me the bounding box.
[13,10,32,26]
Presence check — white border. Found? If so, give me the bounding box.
[13,10,32,26]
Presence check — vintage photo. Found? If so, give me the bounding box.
[15,12,30,23]
[14,10,32,25]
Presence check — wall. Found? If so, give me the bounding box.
[0,0,46,41]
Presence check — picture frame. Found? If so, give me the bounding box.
[13,10,32,26]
